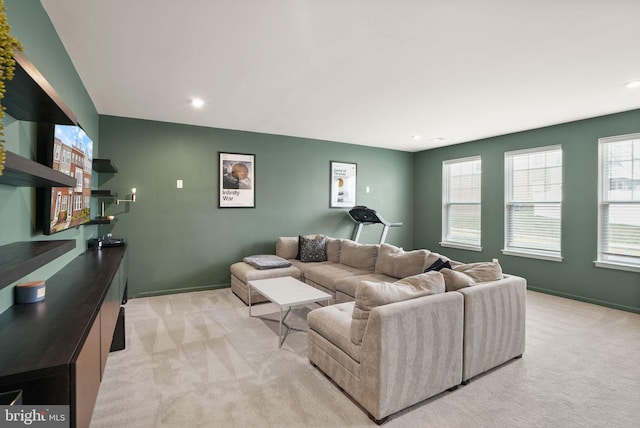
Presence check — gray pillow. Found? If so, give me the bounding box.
[298,235,327,262]
[350,272,445,345]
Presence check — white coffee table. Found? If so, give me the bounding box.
[248,276,331,348]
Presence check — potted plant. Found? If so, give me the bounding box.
[0,0,23,176]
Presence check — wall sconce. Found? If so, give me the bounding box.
[117,188,137,205]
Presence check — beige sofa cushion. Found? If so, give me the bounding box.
[454,261,503,282]
[441,261,503,291]
[325,238,342,263]
[339,240,379,271]
[350,272,445,345]
[374,244,429,279]
[441,269,476,291]
[307,302,362,363]
[276,236,299,259]
[305,263,370,293]
[394,271,446,290]
[335,273,397,301]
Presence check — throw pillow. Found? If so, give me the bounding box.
[395,271,447,293]
[440,268,476,291]
[374,244,430,279]
[350,272,445,345]
[296,234,319,259]
[298,235,327,262]
[424,251,449,265]
[339,240,379,271]
[453,261,502,282]
[294,234,319,259]
[325,238,342,263]
[424,257,452,272]
[276,237,299,260]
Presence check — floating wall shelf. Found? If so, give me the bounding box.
[0,53,78,297]
[86,219,112,225]
[92,159,118,173]
[88,159,120,225]
[1,52,78,188]
[0,240,76,292]
[3,51,77,125]
[0,151,77,187]
[91,190,118,198]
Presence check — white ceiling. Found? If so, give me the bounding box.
[41,0,640,152]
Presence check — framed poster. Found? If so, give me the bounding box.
[330,161,357,208]
[219,152,255,208]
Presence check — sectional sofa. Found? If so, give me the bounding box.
[231,236,435,304]
[230,235,526,423]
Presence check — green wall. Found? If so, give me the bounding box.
[97,116,414,298]
[413,109,640,313]
[1,1,637,314]
[0,1,99,313]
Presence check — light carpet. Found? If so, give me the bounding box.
[90,288,640,427]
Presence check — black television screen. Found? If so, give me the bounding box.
[38,123,94,235]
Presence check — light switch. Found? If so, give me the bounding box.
[366,186,370,193]
[177,179,183,189]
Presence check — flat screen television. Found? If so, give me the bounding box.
[37,123,94,235]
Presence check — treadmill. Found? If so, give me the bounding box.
[348,206,402,244]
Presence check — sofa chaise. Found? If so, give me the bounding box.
[230,234,527,423]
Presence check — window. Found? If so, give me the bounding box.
[441,156,481,250]
[75,167,83,192]
[597,134,640,272]
[504,146,562,261]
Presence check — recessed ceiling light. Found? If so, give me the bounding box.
[431,137,446,143]
[191,98,205,108]
[411,135,422,140]
[624,80,640,89]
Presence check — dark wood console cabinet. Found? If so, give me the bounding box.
[0,246,128,428]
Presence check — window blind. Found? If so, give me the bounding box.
[505,146,562,257]
[599,136,640,267]
[443,157,481,247]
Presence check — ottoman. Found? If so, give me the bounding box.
[230,261,302,305]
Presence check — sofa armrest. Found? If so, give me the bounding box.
[358,292,464,421]
[457,274,526,382]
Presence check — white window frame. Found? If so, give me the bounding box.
[595,133,640,273]
[440,156,482,251]
[503,145,563,262]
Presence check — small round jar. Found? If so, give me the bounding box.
[15,280,46,303]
